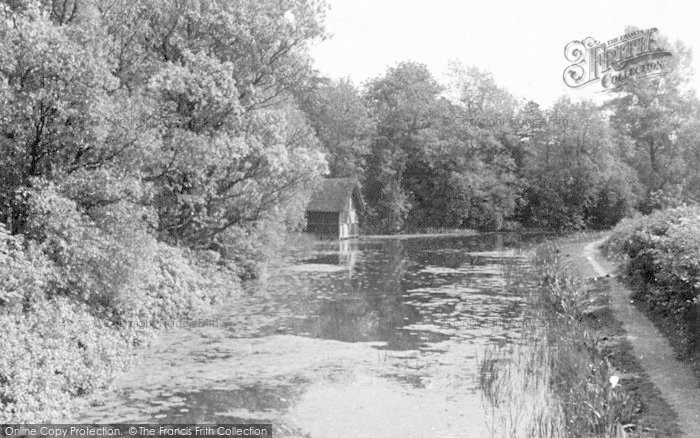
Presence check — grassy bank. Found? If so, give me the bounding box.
[0,224,240,422]
[480,240,681,437]
[603,206,700,380]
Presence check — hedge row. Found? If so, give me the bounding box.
[604,206,700,356]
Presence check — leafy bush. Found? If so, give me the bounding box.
[0,298,129,422]
[214,222,280,280]
[114,241,233,334]
[0,223,237,421]
[604,206,700,356]
[17,183,233,330]
[1,186,239,421]
[0,224,55,310]
[22,183,146,309]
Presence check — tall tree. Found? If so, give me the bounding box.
[0,0,330,252]
[362,62,522,232]
[520,98,639,229]
[606,28,697,210]
[444,63,522,230]
[363,62,443,232]
[298,78,375,179]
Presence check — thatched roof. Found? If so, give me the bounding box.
[307,178,364,212]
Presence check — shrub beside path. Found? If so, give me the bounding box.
[582,239,700,438]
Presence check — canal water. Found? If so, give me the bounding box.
[75,233,546,437]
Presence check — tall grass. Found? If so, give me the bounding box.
[479,243,636,437]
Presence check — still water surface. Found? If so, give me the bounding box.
[76,233,546,437]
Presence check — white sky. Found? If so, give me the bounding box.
[310,0,700,106]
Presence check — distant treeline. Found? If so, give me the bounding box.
[302,46,700,233]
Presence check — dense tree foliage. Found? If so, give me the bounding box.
[518,98,640,229]
[298,78,375,180]
[362,62,443,232]
[356,62,522,232]
[0,0,329,251]
[606,28,699,211]
[0,0,330,420]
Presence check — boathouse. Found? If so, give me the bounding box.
[306,178,363,239]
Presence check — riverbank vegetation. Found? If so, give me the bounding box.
[0,0,326,421]
[0,220,236,421]
[480,242,681,437]
[603,206,700,379]
[1,0,700,423]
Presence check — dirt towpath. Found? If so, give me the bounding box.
[578,240,700,438]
